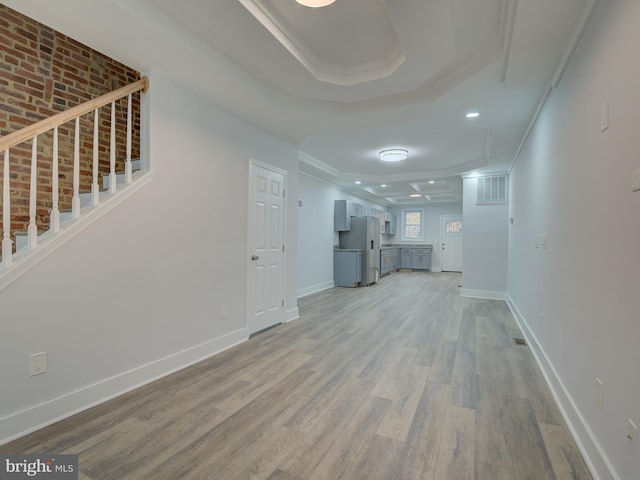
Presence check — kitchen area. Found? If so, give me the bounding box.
[333,200,432,288]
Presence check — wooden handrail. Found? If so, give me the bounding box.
[0,76,149,152]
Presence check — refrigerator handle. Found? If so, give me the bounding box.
[371,240,374,249]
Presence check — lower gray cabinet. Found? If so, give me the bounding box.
[400,248,413,269]
[380,249,396,276]
[398,247,432,270]
[334,250,362,287]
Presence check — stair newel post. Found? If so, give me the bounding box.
[28,136,38,249]
[2,150,12,266]
[125,93,132,184]
[91,108,100,206]
[72,117,81,219]
[50,126,60,233]
[109,100,116,193]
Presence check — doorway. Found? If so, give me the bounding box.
[440,215,463,272]
[247,159,287,334]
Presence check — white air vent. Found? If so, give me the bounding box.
[477,175,507,204]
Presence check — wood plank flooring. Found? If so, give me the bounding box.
[0,272,593,479]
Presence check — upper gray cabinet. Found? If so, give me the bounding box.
[334,200,357,231]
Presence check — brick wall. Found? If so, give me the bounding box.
[0,4,141,243]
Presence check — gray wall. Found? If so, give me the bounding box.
[507,1,640,478]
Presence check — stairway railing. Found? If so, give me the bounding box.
[1,76,149,270]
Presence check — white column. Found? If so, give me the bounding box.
[50,126,60,233]
[2,149,12,266]
[125,93,132,184]
[91,108,100,206]
[28,136,38,249]
[72,117,81,219]
[109,100,116,193]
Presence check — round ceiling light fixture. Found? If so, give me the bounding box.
[379,149,408,162]
[295,0,336,7]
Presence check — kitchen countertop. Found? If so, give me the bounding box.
[334,248,363,252]
[381,244,433,249]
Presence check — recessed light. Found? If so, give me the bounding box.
[295,0,336,7]
[428,180,435,184]
[354,181,361,185]
[410,194,422,198]
[379,149,408,162]
[466,112,480,118]
[380,184,387,188]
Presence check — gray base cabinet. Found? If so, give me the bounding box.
[334,250,362,287]
[399,247,432,271]
[380,249,396,276]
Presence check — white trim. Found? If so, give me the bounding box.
[0,171,154,293]
[285,307,299,323]
[297,280,334,299]
[505,295,617,480]
[459,288,507,300]
[0,327,248,446]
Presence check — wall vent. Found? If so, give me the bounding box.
[477,175,507,204]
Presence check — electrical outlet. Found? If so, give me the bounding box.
[29,352,47,376]
[220,305,228,319]
[595,377,603,409]
[628,419,638,456]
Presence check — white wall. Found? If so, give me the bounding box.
[461,177,509,298]
[388,203,463,272]
[0,72,299,443]
[508,1,640,479]
[296,173,389,297]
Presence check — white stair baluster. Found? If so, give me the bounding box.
[28,136,38,249]
[50,126,60,232]
[91,108,100,206]
[2,149,12,266]
[109,100,116,193]
[72,117,81,219]
[125,93,132,184]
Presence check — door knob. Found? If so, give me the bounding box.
[251,255,259,261]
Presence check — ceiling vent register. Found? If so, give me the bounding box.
[477,175,507,204]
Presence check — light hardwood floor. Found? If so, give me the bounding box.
[0,272,592,479]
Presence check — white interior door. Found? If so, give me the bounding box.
[248,160,285,334]
[441,215,463,272]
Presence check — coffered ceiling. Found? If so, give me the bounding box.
[3,0,597,205]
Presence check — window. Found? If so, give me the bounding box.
[444,219,462,233]
[401,208,424,241]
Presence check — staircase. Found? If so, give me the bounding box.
[1,77,151,289]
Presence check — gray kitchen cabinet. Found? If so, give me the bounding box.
[380,249,395,276]
[400,248,413,268]
[388,214,396,235]
[334,200,352,231]
[412,248,432,270]
[334,250,362,287]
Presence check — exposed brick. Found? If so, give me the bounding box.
[0,4,141,235]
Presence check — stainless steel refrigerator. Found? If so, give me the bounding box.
[338,216,380,286]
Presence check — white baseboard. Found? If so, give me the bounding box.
[505,295,618,480]
[459,288,508,300]
[297,280,334,299]
[0,327,248,446]
[285,306,299,323]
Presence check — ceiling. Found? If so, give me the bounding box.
[4,0,596,206]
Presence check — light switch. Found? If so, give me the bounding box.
[632,168,640,192]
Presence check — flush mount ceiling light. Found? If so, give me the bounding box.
[379,149,408,162]
[295,0,336,7]
[466,112,480,118]
[354,180,361,185]
[410,194,422,198]
[380,184,387,188]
